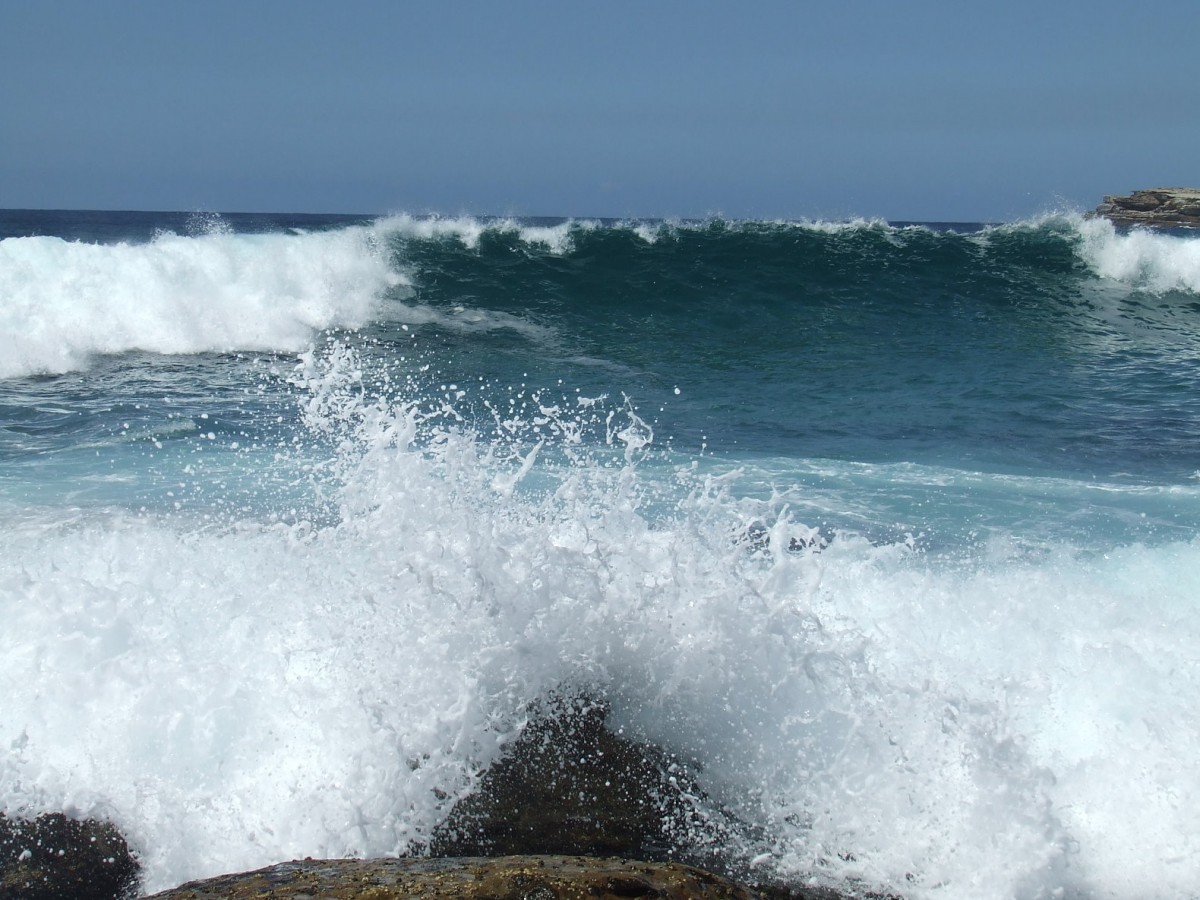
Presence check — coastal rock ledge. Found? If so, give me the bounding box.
[2,695,880,899]
[144,855,766,900]
[1093,187,1200,228]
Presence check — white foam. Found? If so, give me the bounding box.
[2,346,1200,898]
[620,216,898,244]
[375,212,914,256]
[385,300,557,342]
[377,214,594,254]
[966,213,1200,297]
[0,225,403,378]
[1075,216,1200,293]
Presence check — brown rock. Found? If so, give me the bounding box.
[143,855,764,899]
[1093,188,1200,228]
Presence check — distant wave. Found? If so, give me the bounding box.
[377,211,1200,293]
[377,213,598,254]
[377,212,911,252]
[0,223,403,378]
[4,211,1198,380]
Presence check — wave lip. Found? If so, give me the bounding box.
[0,225,403,378]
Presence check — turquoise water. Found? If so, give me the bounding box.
[2,210,1200,898]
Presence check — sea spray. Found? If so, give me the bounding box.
[0,344,1066,894]
[277,345,1081,894]
[0,223,402,378]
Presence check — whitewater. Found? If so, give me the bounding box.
[2,209,1200,899]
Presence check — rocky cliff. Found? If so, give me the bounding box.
[1093,188,1200,228]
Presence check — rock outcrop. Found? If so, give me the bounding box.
[0,811,140,899]
[1093,188,1200,228]
[144,855,765,900]
[424,694,869,899]
[429,693,745,869]
[2,693,887,899]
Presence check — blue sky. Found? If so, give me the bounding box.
[2,1,1197,221]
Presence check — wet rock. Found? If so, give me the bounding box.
[3,696,883,900]
[1093,187,1200,228]
[427,694,872,899]
[144,854,765,899]
[0,811,139,899]
[429,692,743,870]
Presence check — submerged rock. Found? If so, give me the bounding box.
[0,811,139,899]
[144,854,764,899]
[1093,187,1200,228]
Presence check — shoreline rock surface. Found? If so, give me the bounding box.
[1093,187,1200,228]
[2,693,889,899]
[143,855,766,900]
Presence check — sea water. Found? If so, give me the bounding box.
[2,209,1199,898]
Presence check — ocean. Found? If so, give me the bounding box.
[2,209,1199,899]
